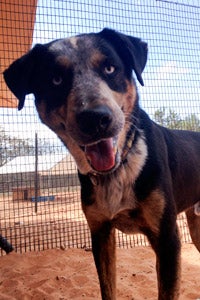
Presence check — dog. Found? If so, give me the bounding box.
[3,28,200,299]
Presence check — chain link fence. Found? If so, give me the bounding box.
[0,0,199,254]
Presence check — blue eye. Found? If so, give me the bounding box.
[104,65,115,74]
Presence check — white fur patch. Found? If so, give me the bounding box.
[85,135,148,225]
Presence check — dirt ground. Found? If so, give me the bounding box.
[0,244,199,300]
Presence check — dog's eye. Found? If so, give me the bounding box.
[52,76,63,86]
[104,65,115,75]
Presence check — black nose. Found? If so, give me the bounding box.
[76,106,113,136]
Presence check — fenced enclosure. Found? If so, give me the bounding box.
[0,0,199,254]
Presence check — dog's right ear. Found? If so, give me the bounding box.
[3,44,45,110]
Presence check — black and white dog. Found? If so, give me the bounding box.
[4,28,200,299]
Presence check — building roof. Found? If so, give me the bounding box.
[0,154,67,174]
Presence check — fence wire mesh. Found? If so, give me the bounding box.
[0,0,199,254]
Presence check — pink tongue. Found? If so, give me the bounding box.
[85,138,115,172]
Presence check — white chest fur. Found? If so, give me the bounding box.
[84,137,148,230]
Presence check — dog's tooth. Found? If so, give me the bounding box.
[112,137,118,155]
[112,137,117,146]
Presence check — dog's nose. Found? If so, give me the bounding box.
[76,106,113,136]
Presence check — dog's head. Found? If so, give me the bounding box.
[4,28,147,174]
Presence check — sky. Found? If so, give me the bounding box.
[1,0,200,146]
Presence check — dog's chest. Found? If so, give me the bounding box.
[89,173,140,234]
[95,174,136,217]
[93,136,147,217]
[86,162,141,234]
[83,137,148,233]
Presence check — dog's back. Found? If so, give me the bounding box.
[157,124,200,212]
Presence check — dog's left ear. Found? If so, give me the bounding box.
[99,28,148,86]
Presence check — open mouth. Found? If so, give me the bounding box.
[84,137,118,172]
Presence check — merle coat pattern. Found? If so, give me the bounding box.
[4,28,200,300]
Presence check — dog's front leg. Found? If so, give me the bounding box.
[79,173,116,299]
[149,224,181,300]
[91,222,116,300]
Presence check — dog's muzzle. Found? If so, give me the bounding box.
[76,105,120,172]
